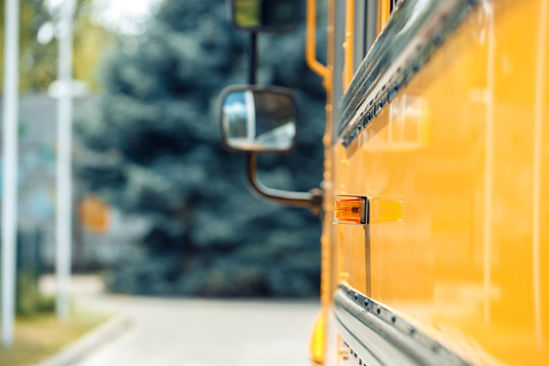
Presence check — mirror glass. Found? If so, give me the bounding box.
[232,0,298,32]
[221,88,297,152]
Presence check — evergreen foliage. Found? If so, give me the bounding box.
[76,0,325,297]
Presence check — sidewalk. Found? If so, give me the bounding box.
[41,275,319,366]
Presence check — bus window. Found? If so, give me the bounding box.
[332,0,346,115]
[336,0,399,138]
[352,0,400,76]
[353,1,379,73]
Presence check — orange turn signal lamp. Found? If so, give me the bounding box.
[334,196,368,225]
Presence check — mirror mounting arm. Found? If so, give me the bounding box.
[248,32,258,84]
[246,152,323,215]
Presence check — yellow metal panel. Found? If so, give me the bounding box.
[309,308,326,365]
[330,0,549,363]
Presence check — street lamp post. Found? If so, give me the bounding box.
[1,0,20,348]
[55,0,75,322]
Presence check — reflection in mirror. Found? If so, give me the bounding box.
[221,88,297,152]
[232,0,298,31]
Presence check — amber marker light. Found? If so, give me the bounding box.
[334,196,368,225]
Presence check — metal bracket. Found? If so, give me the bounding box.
[246,152,323,215]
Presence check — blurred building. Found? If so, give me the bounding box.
[0,93,140,272]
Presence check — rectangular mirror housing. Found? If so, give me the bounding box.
[229,0,299,33]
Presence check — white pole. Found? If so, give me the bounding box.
[2,0,20,348]
[55,0,75,322]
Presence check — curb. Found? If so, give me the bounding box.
[36,315,132,366]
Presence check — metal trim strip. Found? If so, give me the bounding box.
[334,285,471,366]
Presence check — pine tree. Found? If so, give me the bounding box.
[76,0,325,296]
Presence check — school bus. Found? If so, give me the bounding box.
[219,0,549,364]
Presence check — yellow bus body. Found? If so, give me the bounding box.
[314,0,549,364]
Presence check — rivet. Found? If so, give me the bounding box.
[391,315,396,323]
[410,327,416,335]
[354,294,358,301]
[376,307,381,315]
[364,299,369,307]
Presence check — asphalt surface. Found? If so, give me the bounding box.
[43,276,319,366]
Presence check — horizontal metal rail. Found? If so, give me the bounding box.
[334,284,471,366]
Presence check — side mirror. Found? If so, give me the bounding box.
[219,86,298,153]
[230,0,299,33]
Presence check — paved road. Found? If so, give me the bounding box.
[61,277,319,366]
